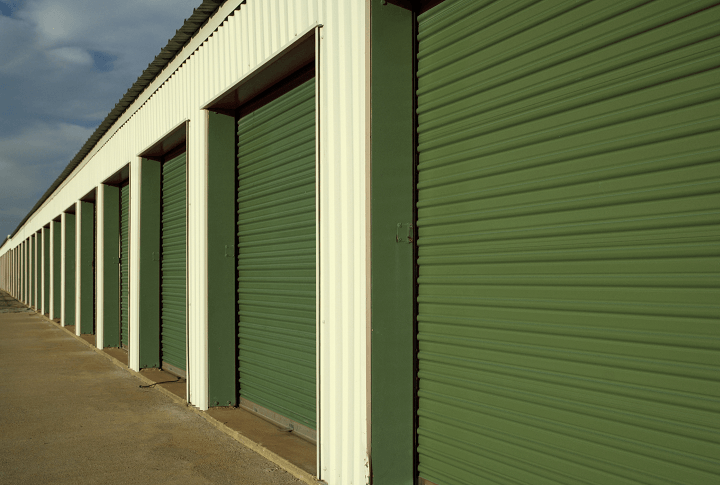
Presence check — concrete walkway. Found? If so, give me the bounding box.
[0,291,303,485]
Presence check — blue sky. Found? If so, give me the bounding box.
[0,0,200,240]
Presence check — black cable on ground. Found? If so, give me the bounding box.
[139,375,184,388]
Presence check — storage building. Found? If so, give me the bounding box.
[1,1,719,484]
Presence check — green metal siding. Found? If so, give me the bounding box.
[236,77,316,430]
[416,1,720,484]
[161,153,187,372]
[138,158,161,368]
[79,201,95,334]
[64,214,75,326]
[22,242,25,303]
[207,112,239,407]
[52,221,61,317]
[120,184,130,348]
[370,1,416,483]
[29,236,34,308]
[20,242,24,303]
[102,185,120,348]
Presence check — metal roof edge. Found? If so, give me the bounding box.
[7,0,226,241]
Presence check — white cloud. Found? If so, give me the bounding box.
[0,121,92,236]
[0,0,201,238]
[28,0,76,45]
[48,46,93,65]
[0,121,91,164]
[20,0,199,54]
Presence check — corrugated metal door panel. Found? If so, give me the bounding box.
[120,184,130,349]
[64,214,75,326]
[162,153,187,371]
[93,203,96,333]
[43,229,49,313]
[29,238,33,308]
[20,242,24,303]
[237,77,316,430]
[416,1,720,484]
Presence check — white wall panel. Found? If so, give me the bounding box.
[60,213,66,325]
[20,240,23,304]
[32,233,37,309]
[129,156,141,367]
[0,2,369,483]
[18,242,22,301]
[24,241,27,303]
[26,240,29,304]
[49,221,57,319]
[21,241,25,303]
[75,202,82,336]
[15,240,20,300]
[20,241,24,303]
[96,186,105,349]
[317,1,368,482]
[41,227,46,315]
[17,243,21,301]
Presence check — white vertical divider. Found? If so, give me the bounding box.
[33,233,37,309]
[18,243,21,302]
[317,0,369,483]
[75,202,82,336]
[20,242,23,302]
[129,157,141,371]
[25,240,28,304]
[41,227,46,315]
[49,223,56,319]
[187,43,210,411]
[60,213,66,325]
[21,241,25,303]
[96,186,105,349]
[18,243,21,301]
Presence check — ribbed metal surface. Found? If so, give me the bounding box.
[162,153,187,372]
[25,240,29,304]
[237,77,316,430]
[22,241,25,303]
[42,228,49,314]
[29,237,34,308]
[62,213,75,327]
[22,241,26,303]
[22,242,25,303]
[60,219,65,323]
[51,221,61,319]
[120,184,130,348]
[416,1,720,484]
[25,241,28,304]
[21,243,24,302]
[25,240,28,305]
[18,243,22,302]
[20,241,24,303]
[93,203,97,335]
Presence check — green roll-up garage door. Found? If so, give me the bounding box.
[161,153,187,373]
[416,1,720,484]
[64,214,75,326]
[29,237,33,308]
[120,184,130,349]
[237,77,316,431]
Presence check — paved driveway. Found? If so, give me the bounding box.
[0,291,302,485]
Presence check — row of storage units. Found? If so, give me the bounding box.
[1,1,719,484]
